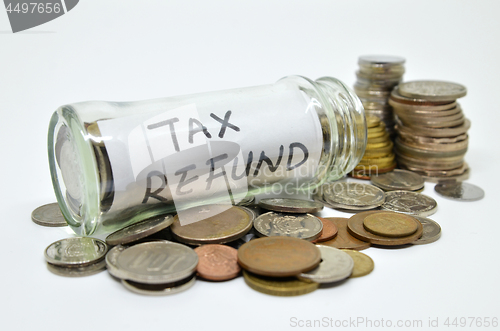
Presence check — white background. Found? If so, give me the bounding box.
[1,1,499,330]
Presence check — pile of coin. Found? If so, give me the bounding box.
[390,80,470,182]
[39,194,446,296]
[354,55,406,136]
[351,115,396,179]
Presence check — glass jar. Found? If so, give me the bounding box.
[48,76,366,235]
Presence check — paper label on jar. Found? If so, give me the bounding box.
[97,87,323,225]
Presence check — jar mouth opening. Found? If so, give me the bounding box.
[48,106,101,235]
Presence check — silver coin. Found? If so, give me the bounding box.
[253,212,323,241]
[258,198,324,214]
[110,241,198,284]
[236,195,255,206]
[31,203,67,227]
[105,215,174,246]
[121,276,196,296]
[298,246,354,283]
[412,216,441,245]
[45,237,108,267]
[323,182,385,210]
[105,244,128,279]
[380,191,437,217]
[46,259,107,277]
[371,169,425,191]
[434,182,484,201]
[358,55,406,66]
[398,80,467,102]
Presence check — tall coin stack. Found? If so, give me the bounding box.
[354,55,406,136]
[389,81,470,182]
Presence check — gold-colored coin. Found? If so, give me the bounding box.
[367,123,386,134]
[242,271,319,296]
[362,151,392,160]
[341,250,374,277]
[366,115,381,128]
[363,212,418,237]
[366,141,391,149]
[367,130,385,139]
[358,154,395,166]
[367,133,390,144]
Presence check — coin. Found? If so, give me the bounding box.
[341,250,374,277]
[380,191,437,217]
[105,215,174,246]
[412,216,442,245]
[317,218,370,250]
[358,55,405,67]
[46,259,107,277]
[347,211,423,246]
[242,271,319,296]
[253,212,323,241]
[108,241,198,284]
[45,237,108,267]
[398,81,467,102]
[171,205,253,245]
[258,198,324,214]
[312,218,338,243]
[237,237,321,277]
[121,276,196,296]
[31,203,67,227]
[434,182,484,201]
[371,169,424,191]
[194,244,240,281]
[297,246,354,283]
[363,212,418,237]
[323,182,385,210]
[236,194,255,206]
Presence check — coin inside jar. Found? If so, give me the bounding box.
[105,215,174,246]
[171,205,253,245]
[194,244,240,281]
[253,212,323,241]
[237,237,321,277]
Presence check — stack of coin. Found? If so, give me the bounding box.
[354,55,406,136]
[390,81,470,182]
[44,237,108,277]
[351,115,397,179]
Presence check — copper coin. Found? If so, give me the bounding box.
[237,237,321,277]
[171,205,253,245]
[347,211,423,246]
[194,244,240,281]
[363,212,418,237]
[319,218,370,250]
[312,218,338,243]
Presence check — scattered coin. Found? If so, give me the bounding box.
[171,205,253,245]
[237,237,321,277]
[380,191,437,217]
[45,237,108,267]
[298,246,354,283]
[105,215,174,246]
[107,241,198,284]
[31,203,67,227]
[121,276,196,296]
[319,217,370,251]
[341,250,374,277]
[258,198,323,214]
[434,182,485,201]
[46,259,107,277]
[242,271,319,296]
[347,211,423,246]
[312,218,338,243]
[253,212,323,241]
[371,169,424,191]
[321,182,385,210]
[194,244,240,281]
[363,211,418,238]
[412,216,442,245]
